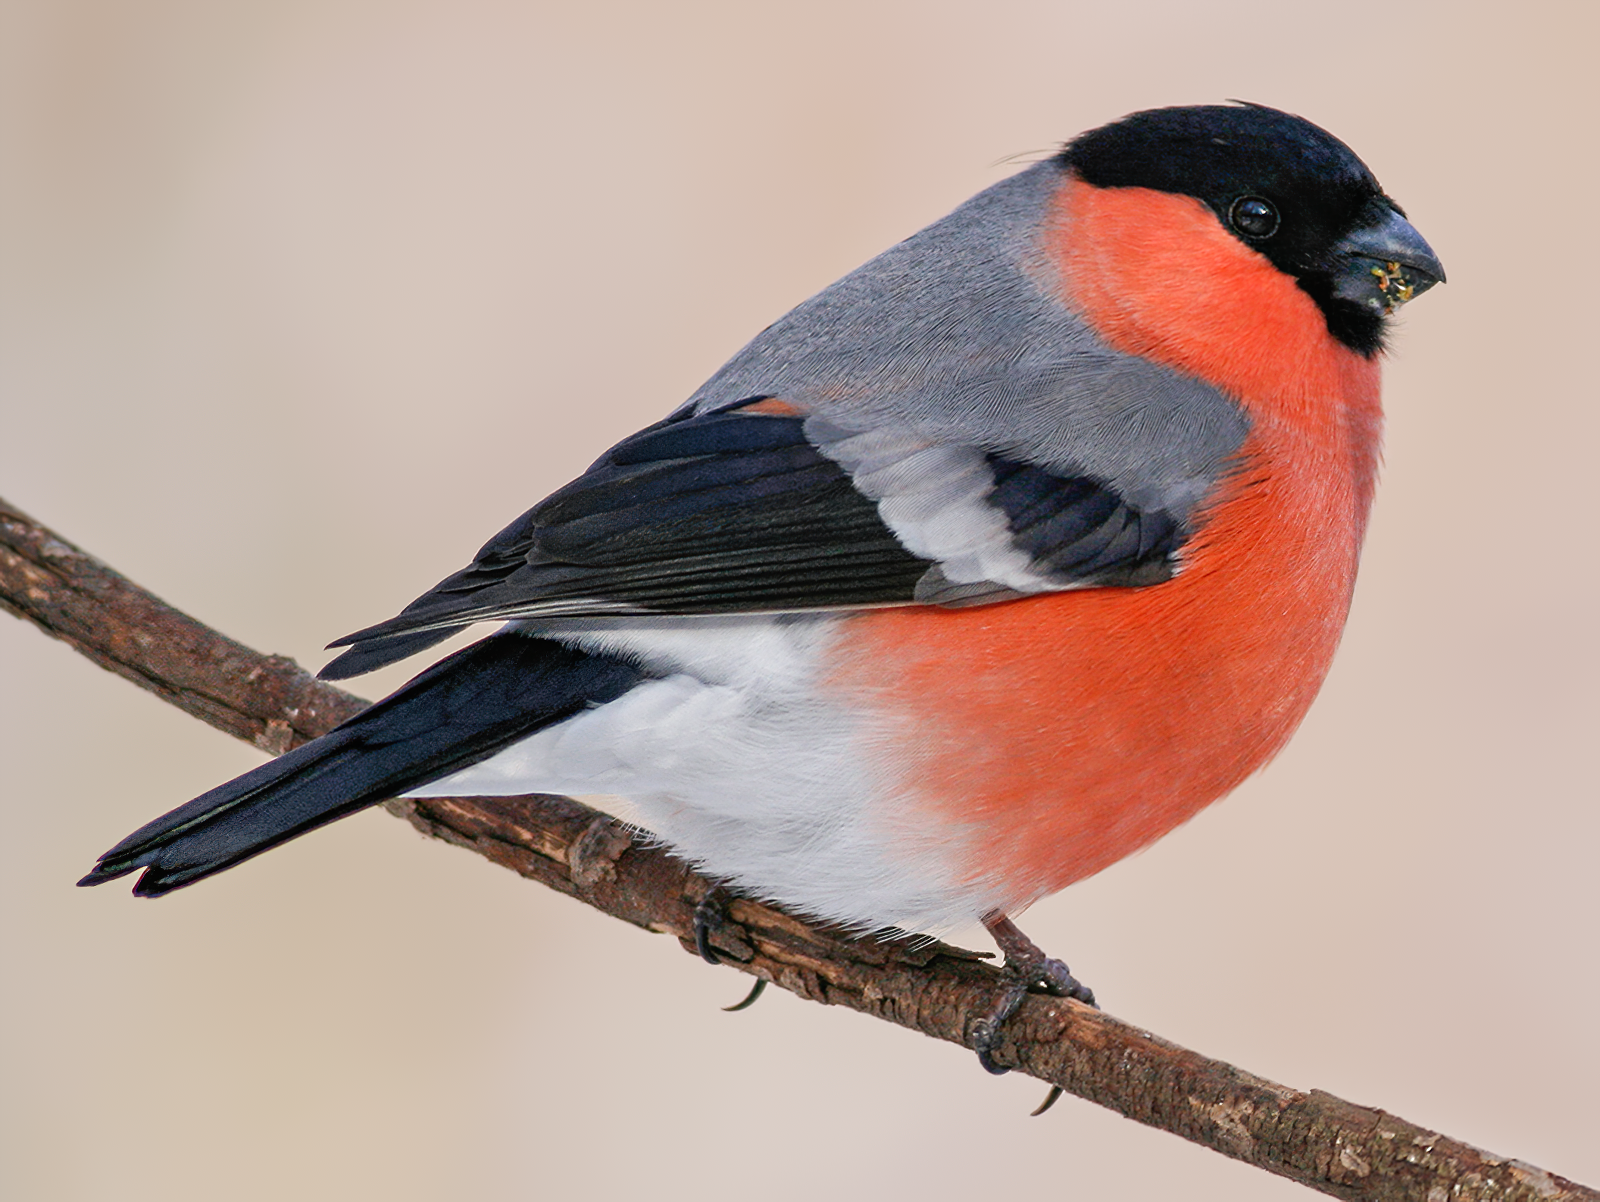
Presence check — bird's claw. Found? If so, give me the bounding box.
[722,978,767,1012]
[1031,1086,1065,1117]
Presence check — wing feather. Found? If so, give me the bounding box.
[320,404,1186,680]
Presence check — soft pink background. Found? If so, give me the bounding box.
[3,3,1595,1198]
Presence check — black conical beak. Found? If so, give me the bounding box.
[1331,205,1445,315]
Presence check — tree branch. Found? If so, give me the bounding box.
[2,493,1590,1202]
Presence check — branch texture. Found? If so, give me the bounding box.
[3,493,1591,1202]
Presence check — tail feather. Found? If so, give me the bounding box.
[79,633,644,896]
[318,627,457,681]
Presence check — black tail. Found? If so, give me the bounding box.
[79,633,644,897]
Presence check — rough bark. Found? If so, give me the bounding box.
[2,494,1591,1202]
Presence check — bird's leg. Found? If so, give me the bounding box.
[985,915,1096,1005]
[970,913,1097,1079]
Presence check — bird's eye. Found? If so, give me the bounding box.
[1229,196,1279,239]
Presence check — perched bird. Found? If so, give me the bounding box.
[81,102,1442,1066]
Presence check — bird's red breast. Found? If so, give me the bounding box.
[824,174,1383,911]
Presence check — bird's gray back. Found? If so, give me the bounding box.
[686,159,1248,517]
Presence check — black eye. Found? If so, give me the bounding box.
[1229,196,1279,239]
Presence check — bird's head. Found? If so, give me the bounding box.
[1060,102,1444,357]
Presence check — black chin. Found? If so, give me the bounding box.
[1297,277,1387,357]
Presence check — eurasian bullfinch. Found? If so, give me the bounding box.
[80,102,1444,1068]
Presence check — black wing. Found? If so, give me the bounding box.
[321,403,1183,679]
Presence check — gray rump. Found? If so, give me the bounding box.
[686,160,1248,519]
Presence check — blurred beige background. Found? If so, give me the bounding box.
[2,2,1595,1199]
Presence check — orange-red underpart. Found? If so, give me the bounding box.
[827,175,1383,913]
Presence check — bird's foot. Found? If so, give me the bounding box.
[692,884,738,964]
[692,884,768,1010]
[970,914,1097,1097]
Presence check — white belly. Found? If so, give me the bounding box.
[406,615,992,932]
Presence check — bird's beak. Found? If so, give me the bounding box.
[1331,205,1445,315]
